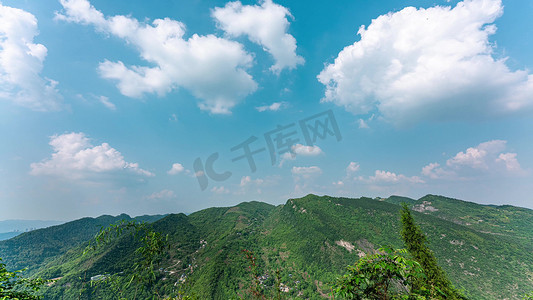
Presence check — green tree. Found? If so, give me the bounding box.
[400,204,466,299]
[331,247,426,299]
[0,258,46,299]
[84,220,169,299]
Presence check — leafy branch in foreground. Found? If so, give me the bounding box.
[83,220,169,300]
[331,246,426,299]
[0,258,47,300]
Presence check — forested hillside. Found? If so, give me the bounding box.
[1,195,531,299]
[0,214,165,273]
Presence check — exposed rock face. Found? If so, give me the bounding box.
[413,201,439,213]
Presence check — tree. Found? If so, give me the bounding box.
[84,220,169,300]
[0,258,46,299]
[400,204,466,299]
[331,247,426,299]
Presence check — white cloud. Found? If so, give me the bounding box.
[167,163,184,175]
[318,0,533,125]
[30,132,153,178]
[279,144,323,166]
[211,186,230,194]
[422,140,526,179]
[333,161,360,186]
[292,144,323,156]
[213,0,304,74]
[240,175,251,186]
[367,170,424,184]
[291,166,322,178]
[0,4,62,110]
[421,162,456,179]
[235,175,265,195]
[240,175,264,187]
[496,153,523,173]
[97,95,116,110]
[291,166,322,195]
[446,140,506,170]
[346,162,360,173]
[146,189,176,200]
[57,0,257,114]
[358,119,369,129]
[255,101,287,112]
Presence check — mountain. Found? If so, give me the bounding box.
[0,220,64,233]
[1,195,532,299]
[0,213,166,273]
[0,219,65,241]
[0,231,20,241]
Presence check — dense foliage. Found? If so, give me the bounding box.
[332,247,425,299]
[0,258,45,299]
[0,214,165,274]
[400,204,466,299]
[0,194,531,299]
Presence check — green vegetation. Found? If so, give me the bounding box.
[0,214,165,274]
[0,194,531,299]
[0,258,46,299]
[400,204,466,299]
[332,247,425,299]
[82,220,170,300]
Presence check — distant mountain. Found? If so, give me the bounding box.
[0,213,166,273]
[1,195,531,299]
[0,231,20,241]
[0,219,64,233]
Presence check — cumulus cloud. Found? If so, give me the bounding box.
[255,101,287,112]
[211,186,230,194]
[318,0,533,125]
[346,161,360,173]
[235,175,265,195]
[0,4,62,110]
[240,175,264,187]
[447,140,506,169]
[291,166,322,195]
[358,119,369,129]
[291,166,322,178]
[332,180,344,186]
[496,153,522,173]
[146,189,176,200]
[167,163,184,175]
[30,132,153,178]
[279,144,323,166]
[366,170,424,184]
[421,162,455,179]
[57,0,257,114]
[332,161,360,189]
[213,0,304,74]
[422,140,526,179]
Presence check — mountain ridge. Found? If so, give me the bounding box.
[1,194,531,299]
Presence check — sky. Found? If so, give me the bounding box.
[1,0,533,221]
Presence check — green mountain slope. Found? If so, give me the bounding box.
[386,194,533,242]
[1,195,531,299]
[0,213,166,274]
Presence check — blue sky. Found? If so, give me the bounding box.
[1,0,533,221]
